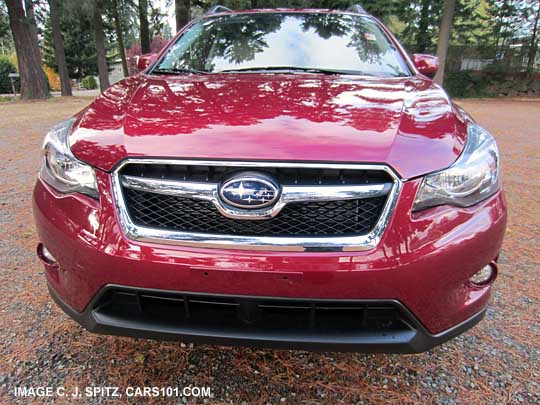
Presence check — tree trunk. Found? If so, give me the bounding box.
[434,0,456,85]
[25,0,39,41]
[175,0,190,33]
[527,5,539,73]
[93,0,110,92]
[139,0,151,53]
[48,0,72,96]
[112,0,129,77]
[6,0,49,99]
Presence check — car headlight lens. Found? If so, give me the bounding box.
[40,118,99,199]
[413,123,500,211]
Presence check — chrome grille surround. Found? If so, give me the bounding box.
[111,159,402,252]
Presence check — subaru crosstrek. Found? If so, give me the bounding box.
[33,7,507,352]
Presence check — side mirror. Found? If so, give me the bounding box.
[136,53,158,72]
[412,54,439,79]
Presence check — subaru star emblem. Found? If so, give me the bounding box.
[219,173,280,209]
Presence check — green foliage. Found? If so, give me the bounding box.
[81,75,98,90]
[401,0,441,52]
[0,2,14,53]
[391,0,499,52]
[452,0,496,46]
[43,0,96,78]
[442,68,538,98]
[113,0,141,47]
[0,5,11,39]
[149,2,173,39]
[0,54,18,94]
[43,0,117,79]
[9,0,536,99]
[443,71,480,97]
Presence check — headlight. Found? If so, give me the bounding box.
[40,118,99,199]
[413,123,500,211]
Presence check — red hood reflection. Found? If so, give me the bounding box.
[70,73,468,179]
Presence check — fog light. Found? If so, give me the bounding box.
[37,243,57,264]
[470,263,497,286]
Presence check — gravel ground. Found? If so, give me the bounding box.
[0,96,539,404]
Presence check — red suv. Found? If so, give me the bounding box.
[33,7,506,352]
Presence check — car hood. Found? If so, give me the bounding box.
[70,74,468,179]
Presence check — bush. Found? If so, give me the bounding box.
[81,75,97,90]
[443,71,486,98]
[0,55,19,94]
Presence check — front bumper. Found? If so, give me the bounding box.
[48,283,487,353]
[33,170,507,351]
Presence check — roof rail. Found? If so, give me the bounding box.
[346,4,368,14]
[205,5,233,15]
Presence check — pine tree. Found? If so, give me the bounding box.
[43,0,117,81]
[43,2,98,79]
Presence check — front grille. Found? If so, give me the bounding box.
[95,289,416,337]
[124,188,387,236]
[117,162,395,241]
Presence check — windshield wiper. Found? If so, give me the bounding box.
[216,66,368,75]
[152,67,209,75]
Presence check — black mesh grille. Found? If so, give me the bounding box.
[123,188,387,236]
[119,163,392,238]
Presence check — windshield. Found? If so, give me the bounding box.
[153,12,412,77]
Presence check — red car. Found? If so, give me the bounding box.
[33,6,506,352]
